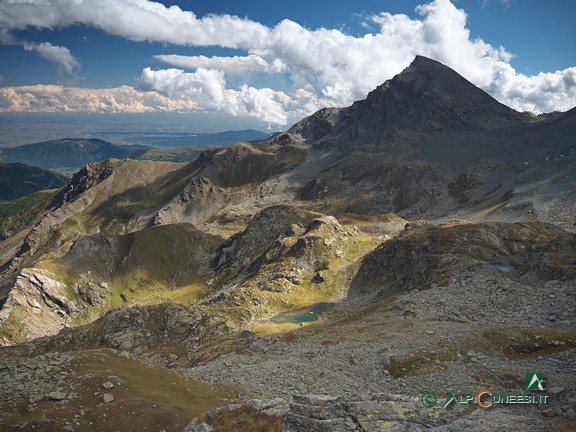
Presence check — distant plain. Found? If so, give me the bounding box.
[0,112,278,147]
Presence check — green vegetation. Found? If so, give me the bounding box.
[0,312,27,344]
[0,189,54,235]
[35,224,222,326]
[134,146,213,162]
[106,226,219,307]
[0,162,66,200]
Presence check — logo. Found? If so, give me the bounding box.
[443,391,456,408]
[422,373,549,410]
[526,373,546,391]
[420,391,437,408]
[476,389,493,408]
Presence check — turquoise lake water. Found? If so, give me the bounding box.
[273,302,333,323]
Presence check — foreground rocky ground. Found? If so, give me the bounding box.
[2,260,575,431]
[1,216,575,431]
[181,283,576,430]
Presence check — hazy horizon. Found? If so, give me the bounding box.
[0,112,290,147]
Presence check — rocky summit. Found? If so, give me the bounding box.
[0,56,575,431]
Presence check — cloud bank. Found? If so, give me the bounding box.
[0,85,198,113]
[1,0,574,123]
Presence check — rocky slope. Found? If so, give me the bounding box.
[0,56,575,431]
[249,57,576,226]
[0,223,222,344]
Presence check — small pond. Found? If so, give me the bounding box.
[273,302,333,324]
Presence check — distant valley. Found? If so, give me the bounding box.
[0,129,271,200]
[0,128,270,172]
[121,128,272,148]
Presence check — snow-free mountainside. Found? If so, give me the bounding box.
[0,57,575,431]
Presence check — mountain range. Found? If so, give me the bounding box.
[0,138,141,173]
[0,56,574,431]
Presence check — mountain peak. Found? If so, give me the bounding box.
[413,55,446,65]
[408,54,444,69]
[394,55,483,94]
[348,55,528,133]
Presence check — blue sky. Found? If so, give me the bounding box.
[0,0,575,126]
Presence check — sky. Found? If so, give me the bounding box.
[0,0,575,128]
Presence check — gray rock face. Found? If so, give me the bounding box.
[433,409,549,432]
[282,394,449,432]
[0,351,75,419]
[284,107,343,143]
[102,393,114,403]
[48,391,68,401]
[212,204,308,273]
[0,268,82,344]
[151,176,228,227]
[223,393,550,432]
[247,398,289,416]
[183,418,213,432]
[48,302,239,354]
[5,159,116,271]
[50,160,115,209]
[349,221,576,302]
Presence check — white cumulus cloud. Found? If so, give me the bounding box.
[153,54,280,75]
[23,42,81,75]
[0,0,269,48]
[139,67,291,124]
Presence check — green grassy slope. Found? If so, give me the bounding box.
[0,189,56,235]
[0,162,67,200]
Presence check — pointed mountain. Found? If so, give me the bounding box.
[311,56,528,148]
[257,56,575,224]
[363,55,528,130]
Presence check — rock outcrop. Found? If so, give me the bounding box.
[45,302,239,353]
[350,221,576,301]
[0,269,82,344]
[184,393,552,432]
